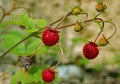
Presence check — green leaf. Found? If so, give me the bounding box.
[3,31,25,56]
[11,66,45,84]
[25,38,41,56]
[0,20,24,28]
[35,19,47,28]
[24,28,38,33]
[19,14,35,28]
[28,65,41,75]
[11,69,32,84]
[37,46,48,55]
[0,14,47,33]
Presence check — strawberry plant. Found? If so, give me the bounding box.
[0,0,117,84]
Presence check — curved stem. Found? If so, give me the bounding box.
[49,17,63,26]
[55,11,72,29]
[95,18,104,29]
[12,7,30,16]
[57,23,76,29]
[80,12,88,21]
[0,34,32,59]
[0,5,6,23]
[29,44,42,59]
[52,45,64,70]
[104,21,117,40]
[94,30,103,42]
[57,19,93,29]
[94,18,104,42]
[94,12,103,18]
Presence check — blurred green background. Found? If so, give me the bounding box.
[0,0,120,84]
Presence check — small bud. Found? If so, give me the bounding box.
[96,0,107,12]
[72,6,81,15]
[96,3,104,12]
[74,23,83,32]
[98,35,109,46]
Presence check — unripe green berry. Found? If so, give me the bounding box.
[74,23,83,32]
[72,7,81,15]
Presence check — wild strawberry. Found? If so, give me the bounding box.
[74,23,83,32]
[42,26,59,46]
[83,42,99,59]
[42,68,55,82]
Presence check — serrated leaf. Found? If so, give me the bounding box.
[19,14,35,28]
[11,69,32,84]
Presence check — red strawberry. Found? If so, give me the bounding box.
[42,68,55,82]
[83,42,99,59]
[42,26,59,46]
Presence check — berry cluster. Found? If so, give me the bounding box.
[40,0,116,82]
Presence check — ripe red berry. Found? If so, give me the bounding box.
[42,26,59,46]
[42,68,55,82]
[83,42,99,59]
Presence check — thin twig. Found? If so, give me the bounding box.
[80,12,88,21]
[52,45,64,70]
[94,12,103,18]
[57,19,93,29]
[8,7,30,16]
[104,21,117,40]
[29,44,42,59]
[49,17,63,26]
[55,11,72,29]
[0,5,5,23]
[94,18,104,42]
